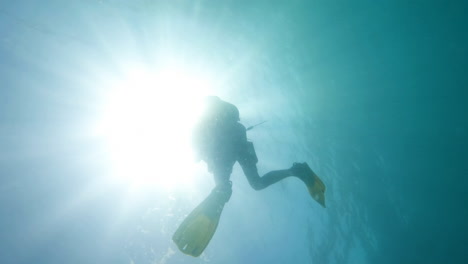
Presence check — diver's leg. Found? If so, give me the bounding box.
[211,159,236,186]
[208,160,235,204]
[238,141,311,190]
[240,163,295,190]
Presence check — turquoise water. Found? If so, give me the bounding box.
[1,0,466,263]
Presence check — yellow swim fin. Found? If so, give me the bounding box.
[172,184,232,257]
[293,162,326,208]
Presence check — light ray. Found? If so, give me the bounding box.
[96,64,215,191]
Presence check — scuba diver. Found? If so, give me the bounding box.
[172,96,326,257]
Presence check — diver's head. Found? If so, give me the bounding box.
[202,96,240,122]
[202,96,221,114]
[203,96,221,106]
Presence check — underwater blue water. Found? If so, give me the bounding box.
[0,0,467,263]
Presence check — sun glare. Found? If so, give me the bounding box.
[98,65,213,190]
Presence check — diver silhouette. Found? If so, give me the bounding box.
[172,96,326,257]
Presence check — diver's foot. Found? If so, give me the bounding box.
[290,162,315,186]
[290,162,307,178]
[212,181,233,204]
